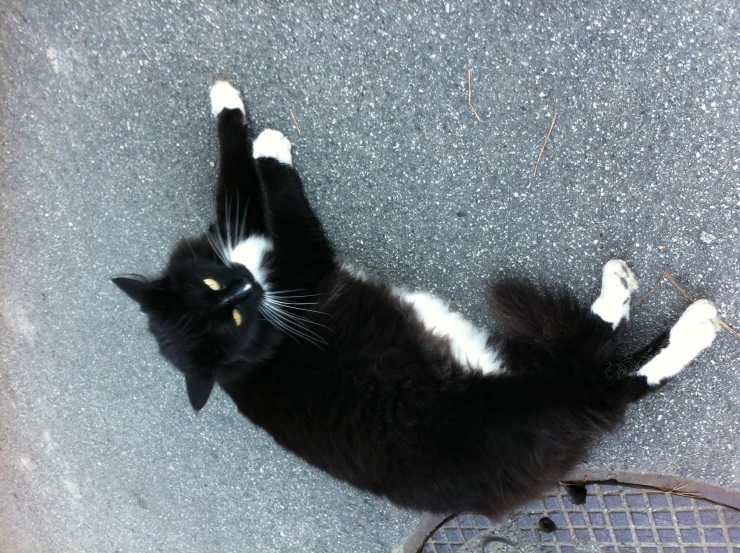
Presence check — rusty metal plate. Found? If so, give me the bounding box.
[420,483,740,553]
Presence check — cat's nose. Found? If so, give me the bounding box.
[220,280,252,305]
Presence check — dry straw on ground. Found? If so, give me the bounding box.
[635,268,739,340]
[290,108,301,136]
[467,69,482,122]
[533,113,558,177]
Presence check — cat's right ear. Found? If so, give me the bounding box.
[112,274,153,308]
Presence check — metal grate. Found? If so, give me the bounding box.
[422,483,740,553]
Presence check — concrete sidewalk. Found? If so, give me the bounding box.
[1,2,738,552]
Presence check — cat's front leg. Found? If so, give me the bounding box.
[252,129,335,287]
[253,128,293,165]
[211,81,267,237]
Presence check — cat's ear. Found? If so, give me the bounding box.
[185,374,215,411]
[112,274,153,307]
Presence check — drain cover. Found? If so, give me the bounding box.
[420,483,740,553]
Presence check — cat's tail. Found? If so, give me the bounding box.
[484,278,588,346]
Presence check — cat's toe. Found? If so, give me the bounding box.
[210,81,245,117]
[253,129,293,166]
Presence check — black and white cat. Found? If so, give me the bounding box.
[113,81,720,518]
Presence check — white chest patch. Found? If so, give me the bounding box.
[395,289,503,374]
[229,235,273,289]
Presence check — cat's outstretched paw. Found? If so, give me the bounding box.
[638,299,720,385]
[253,129,292,166]
[210,81,245,117]
[591,259,639,329]
[668,299,720,361]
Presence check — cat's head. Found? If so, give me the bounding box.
[113,237,272,410]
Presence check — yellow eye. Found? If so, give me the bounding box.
[232,309,243,326]
[203,278,220,291]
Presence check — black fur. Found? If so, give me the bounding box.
[114,89,683,519]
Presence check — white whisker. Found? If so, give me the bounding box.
[225,193,234,252]
[264,296,329,312]
[264,290,329,311]
[260,303,327,346]
[237,196,250,243]
[262,301,332,328]
[261,310,305,346]
[266,300,320,307]
[261,303,323,336]
[267,294,324,302]
[266,304,332,315]
[260,304,326,348]
[268,289,323,297]
[207,229,230,265]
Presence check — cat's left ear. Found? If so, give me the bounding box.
[185,374,215,411]
[112,274,153,307]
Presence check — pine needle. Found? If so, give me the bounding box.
[467,69,482,122]
[533,113,557,177]
[290,108,301,136]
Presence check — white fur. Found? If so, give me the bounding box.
[253,129,293,165]
[210,81,245,117]
[591,259,639,329]
[229,236,273,289]
[638,299,720,385]
[340,262,369,281]
[396,290,503,374]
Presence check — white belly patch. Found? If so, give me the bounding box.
[395,289,503,374]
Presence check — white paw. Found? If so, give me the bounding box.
[638,299,719,385]
[253,129,292,165]
[591,259,639,329]
[210,81,245,117]
[669,299,720,360]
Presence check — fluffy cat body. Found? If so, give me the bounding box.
[114,82,720,518]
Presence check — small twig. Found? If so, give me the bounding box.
[663,270,696,303]
[467,69,482,122]
[634,268,740,340]
[633,270,668,307]
[719,319,738,338]
[533,113,558,177]
[289,108,301,136]
[659,483,702,498]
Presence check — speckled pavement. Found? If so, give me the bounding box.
[1,2,738,552]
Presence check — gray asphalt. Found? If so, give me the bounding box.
[1,1,738,552]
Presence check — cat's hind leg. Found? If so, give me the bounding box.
[590,259,639,329]
[485,261,639,375]
[627,299,720,386]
